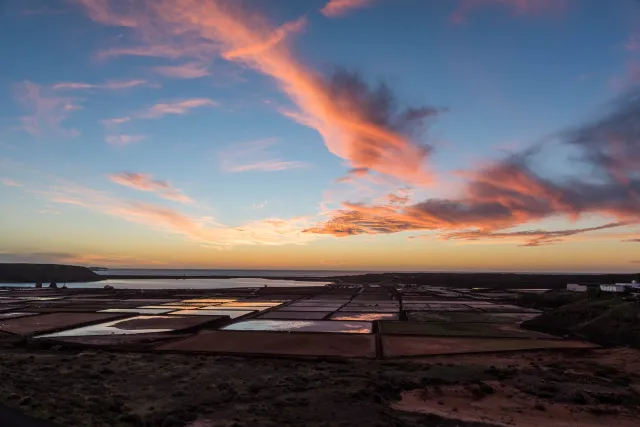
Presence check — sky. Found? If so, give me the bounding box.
[0,0,639,272]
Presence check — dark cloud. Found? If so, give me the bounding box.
[306,88,640,242]
[441,222,628,247]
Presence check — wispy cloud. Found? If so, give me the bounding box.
[152,62,210,79]
[74,0,438,185]
[52,79,150,91]
[321,0,375,18]
[221,17,307,60]
[440,222,632,247]
[102,117,131,127]
[14,81,80,137]
[108,172,194,204]
[1,178,22,187]
[138,98,216,119]
[43,181,318,248]
[0,251,165,267]
[105,134,147,147]
[451,0,570,24]
[219,138,309,173]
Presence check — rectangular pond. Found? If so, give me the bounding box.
[169,309,254,319]
[222,320,372,334]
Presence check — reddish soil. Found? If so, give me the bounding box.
[156,330,377,358]
[381,336,595,357]
[394,382,638,427]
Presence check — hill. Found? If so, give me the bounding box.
[0,263,102,283]
[522,296,640,348]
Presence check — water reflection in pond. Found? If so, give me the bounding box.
[99,308,174,314]
[169,309,254,319]
[37,315,175,337]
[222,320,372,333]
[329,313,398,321]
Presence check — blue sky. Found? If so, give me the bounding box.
[1,0,639,271]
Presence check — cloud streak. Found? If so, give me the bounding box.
[138,98,216,119]
[321,0,375,18]
[1,178,22,187]
[219,139,309,173]
[108,172,194,204]
[440,222,631,247]
[51,79,150,90]
[14,81,81,137]
[74,0,439,185]
[152,62,210,79]
[105,134,146,147]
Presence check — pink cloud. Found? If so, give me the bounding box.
[222,17,306,60]
[451,0,570,24]
[14,81,80,137]
[75,0,436,185]
[138,98,216,119]
[321,0,375,18]
[219,139,309,173]
[152,62,210,79]
[108,172,194,204]
[1,178,22,187]
[105,134,147,147]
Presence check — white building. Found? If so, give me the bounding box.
[600,284,628,293]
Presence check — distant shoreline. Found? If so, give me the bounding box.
[1,263,637,289]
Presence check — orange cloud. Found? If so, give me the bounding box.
[451,0,569,24]
[105,134,146,147]
[108,172,194,204]
[138,98,216,119]
[321,0,375,18]
[52,79,150,90]
[46,181,319,247]
[14,81,81,137]
[152,62,210,79]
[219,138,309,172]
[222,17,306,60]
[75,0,437,185]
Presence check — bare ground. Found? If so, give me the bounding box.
[1,344,639,427]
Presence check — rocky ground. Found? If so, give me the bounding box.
[522,296,640,348]
[1,345,639,427]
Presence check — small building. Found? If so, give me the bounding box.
[567,284,587,292]
[600,284,628,293]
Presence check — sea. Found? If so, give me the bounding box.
[96,269,372,278]
[0,269,369,290]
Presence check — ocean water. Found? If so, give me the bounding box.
[0,277,330,290]
[96,269,371,278]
